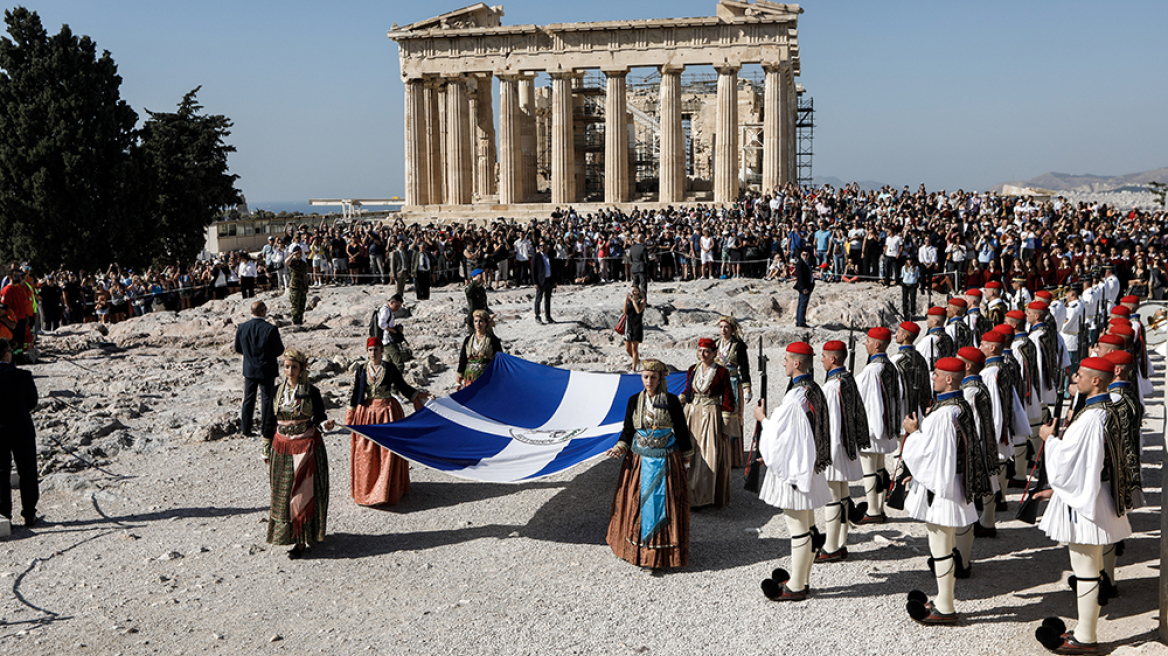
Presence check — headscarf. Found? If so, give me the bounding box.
[717,315,741,338]
[282,349,311,386]
[472,309,496,334]
[639,359,669,395]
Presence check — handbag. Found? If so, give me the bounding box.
[614,312,627,335]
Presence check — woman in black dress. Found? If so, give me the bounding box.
[623,286,647,371]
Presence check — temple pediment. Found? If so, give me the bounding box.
[397,3,503,32]
[717,1,803,22]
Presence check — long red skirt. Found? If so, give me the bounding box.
[348,398,409,506]
[606,451,691,569]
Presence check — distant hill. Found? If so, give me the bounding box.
[991,167,1168,193]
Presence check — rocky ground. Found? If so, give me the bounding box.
[1,276,1165,655]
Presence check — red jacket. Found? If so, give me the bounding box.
[0,283,31,320]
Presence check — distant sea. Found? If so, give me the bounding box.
[249,200,402,215]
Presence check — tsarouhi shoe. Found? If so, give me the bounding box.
[761,579,808,602]
[816,547,848,563]
[906,597,958,625]
[857,512,887,525]
[1036,619,1096,655]
[973,522,997,538]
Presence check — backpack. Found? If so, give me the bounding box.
[369,307,385,340]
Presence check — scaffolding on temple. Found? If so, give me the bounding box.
[796,95,814,188]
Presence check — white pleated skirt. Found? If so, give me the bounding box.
[863,436,899,455]
[824,454,863,482]
[904,480,977,528]
[761,474,832,511]
[1039,495,1132,546]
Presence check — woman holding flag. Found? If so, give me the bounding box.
[605,359,694,569]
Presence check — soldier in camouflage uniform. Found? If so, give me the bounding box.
[286,245,309,325]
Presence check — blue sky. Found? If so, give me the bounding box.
[11,1,1168,207]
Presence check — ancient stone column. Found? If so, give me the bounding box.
[471,75,497,199]
[424,78,444,205]
[497,74,522,205]
[714,65,740,205]
[761,64,782,193]
[658,66,684,204]
[444,77,472,205]
[780,64,794,186]
[604,69,629,204]
[550,71,576,205]
[404,78,429,206]
[519,77,536,201]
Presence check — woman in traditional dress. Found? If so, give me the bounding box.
[346,337,430,507]
[457,309,504,389]
[264,349,335,559]
[623,286,647,371]
[605,359,693,569]
[683,337,736,508]
[715,316,751,468]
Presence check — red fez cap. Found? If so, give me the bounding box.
[1099,334,1126,347]
[985,281,1003,289]
[958,346,985,365]
[1112,324,1135,337]
[1006,310,1026,321]
[1109,317,1131,327]
[981,330,1007,344]
[823,340,847,352]
[994,323,1016,336]
[1027,300,1049,311]
[698,338,717,350]
[1104,350,1135,366]
[1120,295,1139,304]
[786,341,814,356]
[935,357,965,373]
[1081,357,1115,375]
[1035,290,1053,300]
[927,306,947,316]
[366,337,381,349]
[948,297,967,308]
[965,288,983,297]
[868,326,892,342]
[899,321,921,335]
[1111,305,1131,317]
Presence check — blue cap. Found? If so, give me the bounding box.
[471,268,484,277]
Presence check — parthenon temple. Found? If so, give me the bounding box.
[389,1,805,217]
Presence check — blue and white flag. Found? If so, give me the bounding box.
[347,353,687,483]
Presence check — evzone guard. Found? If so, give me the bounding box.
[756,342,831,601]
[852,327,902,525]
[816,340,869,562]
[900,357,987,625]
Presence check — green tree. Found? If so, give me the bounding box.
[0,6,141,271]
[1150,181,1167,208]
[138,86,241,264]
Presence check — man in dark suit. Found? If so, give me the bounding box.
[411,238,433,301]
[533,242,555,324]
[0,338,39,526]
[234,301,284,437]
[794,247,814,328]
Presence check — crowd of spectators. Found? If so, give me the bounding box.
[3,183,1166,353]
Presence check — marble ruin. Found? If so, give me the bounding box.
[390,1,803,215]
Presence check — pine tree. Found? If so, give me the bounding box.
[138,87,242,264]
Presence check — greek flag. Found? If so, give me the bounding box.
[347,353,687,482]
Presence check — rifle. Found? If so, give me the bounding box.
[847,323,857,372]
[744,336,768,493]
